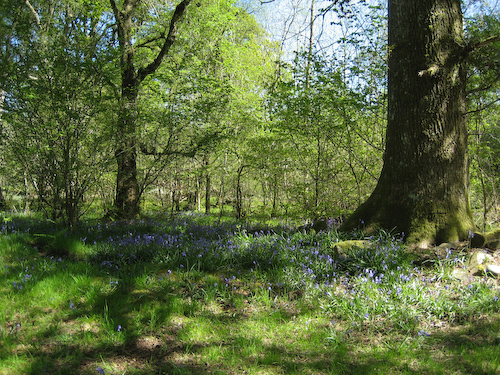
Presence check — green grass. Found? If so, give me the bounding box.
[0,213,499,374]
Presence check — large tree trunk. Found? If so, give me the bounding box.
[341,0,474,246]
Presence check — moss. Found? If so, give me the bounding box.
[332,240,370,256]
[340,177,475,247]
[406,218,437,248]
[485,228,500,242]
[407,207,473,246]
[471,228,500,248]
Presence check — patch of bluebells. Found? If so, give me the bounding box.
[3,214,416,292]
[83,216,416,293]
[87,218,247,272]
[12,269,33,291]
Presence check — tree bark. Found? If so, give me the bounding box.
[0,89,7,211]
[204,154,211,214]
[235,165,245,219]
[341,0,474,246]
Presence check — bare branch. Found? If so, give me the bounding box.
[466,98,500,115]
[109,0,122,39]
[25,0,40,26]
[139,131,222,158]
[136,34,166,49]
[470,35,500,51]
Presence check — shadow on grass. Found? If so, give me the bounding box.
[17,295,500,375]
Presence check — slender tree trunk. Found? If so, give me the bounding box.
[341,0,474,246]
[235,165,245,219]
[114,69,141,219]
[0,89,7,211]
[219,174,225,217]
[110,0,191,219]
[204,153,211,214]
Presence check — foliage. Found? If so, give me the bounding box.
[0,0,498,233]
[1,0,114,226]
[466,10,500,230]
[265,51,382,217]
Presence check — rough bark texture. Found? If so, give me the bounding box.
[341,0,475,246]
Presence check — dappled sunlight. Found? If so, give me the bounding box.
[0,214,499,373]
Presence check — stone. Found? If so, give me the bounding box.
[468,251,492,266]
[451,268,470,283]
[486,264,500,276]
[467,251,492,276]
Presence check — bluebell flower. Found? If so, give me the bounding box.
[96,366,105,374]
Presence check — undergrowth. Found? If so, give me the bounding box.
[0,213,499,374]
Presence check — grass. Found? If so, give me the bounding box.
[0,212,499,374]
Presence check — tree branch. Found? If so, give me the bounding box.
[25,0,40,26]
[467,72,500,95]
[466,98,500,115]
[109,0,123,41]
[136,34,166,49]
[464,35,500,58]
[139,131,222,159]
[137,0,192,82]
[470,35,500,51]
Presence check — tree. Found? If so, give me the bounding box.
[2,0,113,226]
[110,0,192,219]
[341,0,478,246]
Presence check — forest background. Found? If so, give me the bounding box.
[1,0,499,231]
